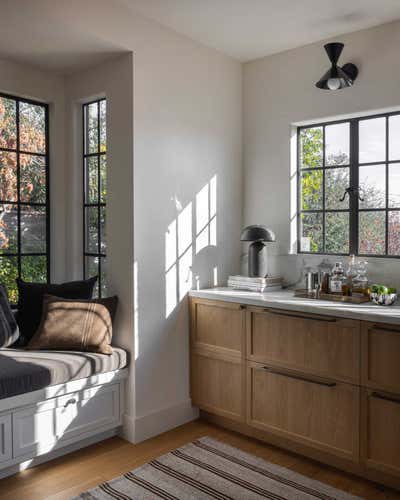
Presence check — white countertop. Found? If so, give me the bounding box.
[189,288,400,325]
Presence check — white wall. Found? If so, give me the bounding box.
[132,17,242,442]
[0,59,66,281]
[243,21,400,289]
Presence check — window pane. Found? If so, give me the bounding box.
[300,213,323,252]
[100,155,107,203]
[0,256,18,302]
[20,154,46,203]
[0,97,17,150]
[301,170,322,210]
[19,102,46,153]
[100,256,107,296]
[21,206,46,253]
[85,157,98,204]
[389,115,400,161]
[0,204,18,253]
[0,152,17,202]
[389,163,400,208]
[85,255,99,297]
[100,206,106,254]
[21,255,47,282]
[388,211,400,255]
[359,211,386,255]
[300,127,322,169]
[359,164,386,209]
[100,100,106,153]
[325,123,350,166]
[85,207,98,253]
[325,212,349,254]
[325,168,349,209]
[359,117,386,163]
[84,102,98,154]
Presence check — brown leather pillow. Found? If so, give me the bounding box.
[27,295,118,355]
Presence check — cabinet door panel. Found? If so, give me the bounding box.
[191,299,244,354]
[247,308,360,383]
[247,362,359,461]
[361,322,400,393]
[362,389,400,478]
[191,353,244,422]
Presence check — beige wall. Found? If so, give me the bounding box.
[0,59,67,282]
[243,21,400,288]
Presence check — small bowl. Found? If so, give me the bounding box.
[370,293,398,306]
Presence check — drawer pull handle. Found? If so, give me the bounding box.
[262,367,336,387]
[372,325,400,334]
[64,398,77,408]
[267,310,336,323]
[371,392,400,405]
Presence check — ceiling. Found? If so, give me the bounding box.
[0,0,399,74]
[126,0,400,61]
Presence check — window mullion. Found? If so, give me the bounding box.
[349,119,359,255]
[322,125,326,253]
[16,99,22,279]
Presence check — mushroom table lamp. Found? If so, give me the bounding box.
[240,225,276,278]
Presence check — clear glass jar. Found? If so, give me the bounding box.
[330,262,344,294]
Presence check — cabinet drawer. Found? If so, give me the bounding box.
[191,352,244,422]
[190,298,245,355]
[362,389,400,478]
[361,322,400,393]
[247,308,360,383]
[0,414,12,463]
[247,362,359,461]
[13,383,120,459]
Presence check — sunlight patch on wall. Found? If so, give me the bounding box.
[196,175,217,254]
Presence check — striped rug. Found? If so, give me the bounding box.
[74,437,362,500]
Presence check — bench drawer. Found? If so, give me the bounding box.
[0,414,12,463]
[13,383,120,459]
[247,307,360,383]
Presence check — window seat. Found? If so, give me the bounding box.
[0,347,128,400]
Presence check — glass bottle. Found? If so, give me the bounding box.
[330,262,344,294]
[353,260,369,296]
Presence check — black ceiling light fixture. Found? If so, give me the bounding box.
[316,42,358,91]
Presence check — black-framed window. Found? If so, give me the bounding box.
[83,99,107,297]
[0,93,49,302]
[298,111,400,258]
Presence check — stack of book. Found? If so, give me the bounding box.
[227,275,283,292]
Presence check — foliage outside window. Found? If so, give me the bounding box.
[0,94,49,302]
[298,112,400,257]
[83,99,107,297]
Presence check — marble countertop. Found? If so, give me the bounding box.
[189,288,400,325]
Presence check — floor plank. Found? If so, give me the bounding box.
[0,419,398,500]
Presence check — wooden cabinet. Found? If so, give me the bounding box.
[361,322,400,394]
[247,362,359,461]
[361,388,400,478]
[190,298,246,422]
[247,307,360,384]
[189,297,400,489]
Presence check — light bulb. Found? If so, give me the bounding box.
[327,78,341,90]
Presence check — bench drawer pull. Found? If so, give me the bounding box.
[64,398,77,408]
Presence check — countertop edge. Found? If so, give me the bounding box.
[189,289,400,325]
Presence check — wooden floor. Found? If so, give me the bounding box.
[0,419,399,500]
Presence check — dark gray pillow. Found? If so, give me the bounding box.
[0,285,19,347]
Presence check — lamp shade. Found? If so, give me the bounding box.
[240,225,276,242]
[315,42,358,91]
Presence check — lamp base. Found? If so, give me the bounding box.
[248,241,267,277]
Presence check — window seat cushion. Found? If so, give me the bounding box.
[0,347,128,400]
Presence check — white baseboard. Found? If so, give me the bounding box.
[133,399,199,443]
[120,413,136,443]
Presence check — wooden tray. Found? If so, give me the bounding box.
[294,289,370,304]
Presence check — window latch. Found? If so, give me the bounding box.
[339,186,364,202]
